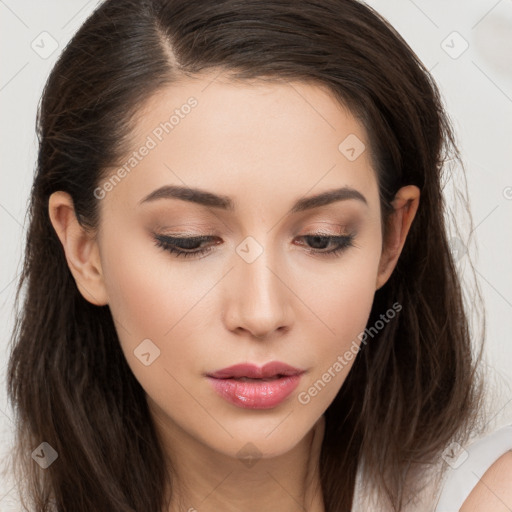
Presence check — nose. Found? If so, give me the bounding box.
[222,246,292,340]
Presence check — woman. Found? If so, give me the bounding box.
[6,0,512,510]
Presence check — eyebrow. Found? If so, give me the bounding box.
[138,184,368,213]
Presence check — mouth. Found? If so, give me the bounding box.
[225,375,284,382]
[206,361,304,380]
[206,362,305,409]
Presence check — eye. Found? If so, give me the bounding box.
[296,232,356,257]
[153,235,218,259]
[152,232,356,259]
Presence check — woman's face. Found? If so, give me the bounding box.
[89,74,395,459]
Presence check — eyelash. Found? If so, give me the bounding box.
[153,232,356,259]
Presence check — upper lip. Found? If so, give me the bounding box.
[207,361,305,379]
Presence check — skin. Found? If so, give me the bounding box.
[460,450,512,511]
[49,74,421,511]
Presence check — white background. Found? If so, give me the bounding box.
[1,0,512,508]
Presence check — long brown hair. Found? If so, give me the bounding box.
[7,0,487,510]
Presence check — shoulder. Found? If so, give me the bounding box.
[460,449,512,511]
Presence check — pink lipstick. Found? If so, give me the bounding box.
[206,361,304,409]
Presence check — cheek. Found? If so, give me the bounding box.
[99,231,211,371]
[101,213,215,326]
[296,242,380,343]
[102,249,178,339]
[292,248,380,410]
[312,269,375,337]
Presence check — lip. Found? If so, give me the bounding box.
[206,362,305,409]
[207,362,304,379]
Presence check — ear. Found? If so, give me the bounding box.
[48,191,109,306]
[375,185,420,291]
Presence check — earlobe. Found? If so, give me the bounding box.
[375,185,420,291]
[48,191,109,306]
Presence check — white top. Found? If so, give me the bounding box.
[352,424,512,511]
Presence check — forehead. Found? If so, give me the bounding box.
[101,73,379,214]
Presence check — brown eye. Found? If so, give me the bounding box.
[297,233,356,256]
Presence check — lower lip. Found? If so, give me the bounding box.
[207,374,302,409]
